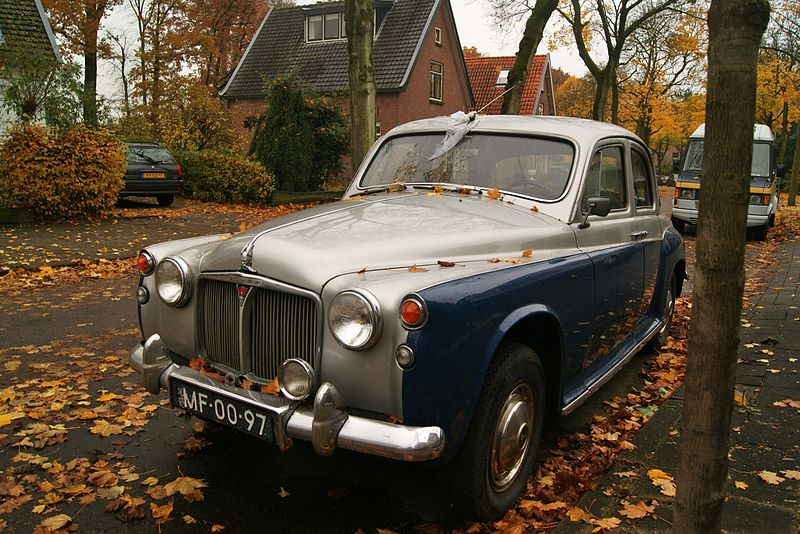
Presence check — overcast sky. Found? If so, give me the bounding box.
[98,0,588,102]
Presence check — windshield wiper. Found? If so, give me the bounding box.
[131,150,158,164]
[357,183,407,196]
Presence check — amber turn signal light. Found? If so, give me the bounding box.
[400,296,427,329]
[137,251,155,275]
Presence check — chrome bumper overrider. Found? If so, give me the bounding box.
[129,335,445,461]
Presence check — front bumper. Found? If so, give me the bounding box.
[672,206,770,228]
[129,335,445,462]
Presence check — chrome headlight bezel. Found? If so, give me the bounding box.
[328,289,383,350]
[277,358,316,401]
[154,257,192,307]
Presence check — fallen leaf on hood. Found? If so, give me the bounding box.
[488,257,520,264]
[486,188,502,200]
[437,260,455,267]
[530,205,539,213]
[521,248,533,257]
[408,264,429,273]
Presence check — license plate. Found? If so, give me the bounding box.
[142,172,166,179]
[171,378,275,443]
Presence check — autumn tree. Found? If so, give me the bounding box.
[462,46,483,58]
[101,30,134,118]
[555,0,686,123]
[555,73,595,118]
[42,0,122,126]
[345,0,376,170]
[182,0,268,89]
[673,2,770,534]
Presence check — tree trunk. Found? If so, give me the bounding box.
[592,70,610,122]
[673,0,770,533]
[345,0,376,172]
[778,102,789,164]
[501,0,558,115]
[788,121,800,206]
[609,68,619,125]
[84,49,98,126]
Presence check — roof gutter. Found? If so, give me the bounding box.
[34,0,62,63]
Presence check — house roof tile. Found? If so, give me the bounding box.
[221,0,437,100]
[465,55,546,115]
[0,0,60,62]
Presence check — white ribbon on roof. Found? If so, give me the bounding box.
[428,111,478,161]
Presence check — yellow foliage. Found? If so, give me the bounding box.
[0,125,125,220]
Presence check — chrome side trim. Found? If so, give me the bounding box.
[560,319,663,416]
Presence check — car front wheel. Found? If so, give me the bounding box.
[444,342,545,521]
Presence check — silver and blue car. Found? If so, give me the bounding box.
[130,114,685,520]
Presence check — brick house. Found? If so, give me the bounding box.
[465,54,556,116]
[0,0,62,133]
[220,0,474,150]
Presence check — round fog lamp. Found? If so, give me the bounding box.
[395,345,416,369]
[136,286,150,304]
[277,359,315,401]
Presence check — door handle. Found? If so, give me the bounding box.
[630,230,648,239]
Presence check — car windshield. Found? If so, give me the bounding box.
[360,133,575,201]
[683,140,771,177]
[127,146,175,164]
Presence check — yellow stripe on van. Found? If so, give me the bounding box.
[750,186,775,195]
[675,182,700,189]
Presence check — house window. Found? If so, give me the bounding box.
[430,62,443,102]
[434,27,442,46]
[538,102,544,115]
[306,12,346,42]
[496,69,509,87]
[307,15,323,41]
[376,121,382,137]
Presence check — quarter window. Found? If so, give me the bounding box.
[430,62,443,102]
[631,150,654,208]
[583,146,627,211]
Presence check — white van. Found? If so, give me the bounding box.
[671,123,780,240]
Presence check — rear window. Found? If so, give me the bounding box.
[127,146,175,164]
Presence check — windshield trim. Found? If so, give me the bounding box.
[355,131,578,204]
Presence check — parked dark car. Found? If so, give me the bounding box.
[122,143,183,206]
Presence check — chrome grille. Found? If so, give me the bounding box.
[199,276,320,381]
[200,279,240,370]
[250,288,318,379]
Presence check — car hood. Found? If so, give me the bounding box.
[199,192,574,290]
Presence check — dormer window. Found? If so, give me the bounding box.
[307,12,346,42]
[496,69,509,87]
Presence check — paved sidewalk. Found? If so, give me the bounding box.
[554,240,800,533]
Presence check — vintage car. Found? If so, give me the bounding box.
[130,114,685,520]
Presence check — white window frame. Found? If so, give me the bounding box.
[434,27,442,46]
[496,69,509,87]
[306,14,323,42]
[430,61,444,103]
[306,12,347,42]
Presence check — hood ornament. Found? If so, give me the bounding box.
[240,243,255,273]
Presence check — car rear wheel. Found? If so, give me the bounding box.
[670,217,685,234]
[752,221,768,241]
[650,274,676,350]
[157,194,175,207]
[444,342,545,521]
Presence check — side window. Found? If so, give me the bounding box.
[582,146,627,211]
[631,149,654,208]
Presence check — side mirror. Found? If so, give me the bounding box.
[777,164,787,178]
[578,196,613,228]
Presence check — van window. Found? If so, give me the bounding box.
[683,139,772,177]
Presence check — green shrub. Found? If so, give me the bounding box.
[175,150,275,204]
[0,125,125,220]
[249,76,349,192]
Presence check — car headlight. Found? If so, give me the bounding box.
[155,257,192,307]
[679,188,697,200]
[329,289,382,350]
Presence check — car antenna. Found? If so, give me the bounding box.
[476,85,516,114]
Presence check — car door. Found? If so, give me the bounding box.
[630,144,663,328]
[573,143,645,372]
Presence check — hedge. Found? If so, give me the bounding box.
[175,150,275,204]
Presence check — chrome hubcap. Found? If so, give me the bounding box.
[489,383,535,491]
[657,285,674,339]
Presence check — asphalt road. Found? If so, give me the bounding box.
[0,267,670,533]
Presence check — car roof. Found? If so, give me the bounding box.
[386,114,643,146]
[126,142,166,148]
[689,123,774,142]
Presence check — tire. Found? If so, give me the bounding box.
[157,194,175,207]
[443,342,545,521]
[769,213,775,227]
[650,274,676,350]
[752,221,768,241]
[671,217,685,234]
